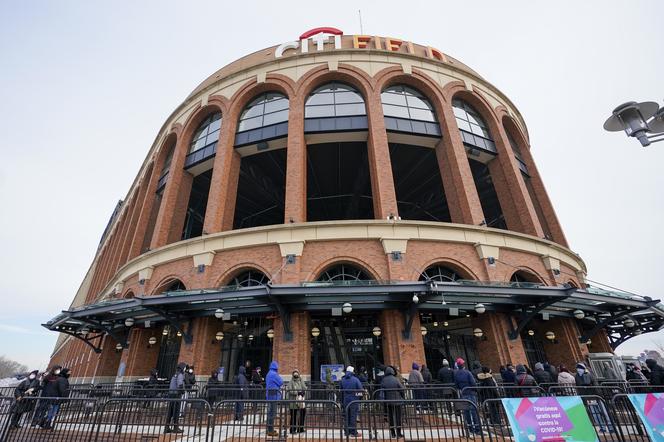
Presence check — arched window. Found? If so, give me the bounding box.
[156,279,186,294]
[305,82,367,133]
[381,85,441,137]
[185,112,222,169]
[452,99,496,152]
[316,264,372,282]
[510,270,542,287]
[420,265,466,282]
[229,269,269,287]
[506,130,528,174]
[235,92,289,147]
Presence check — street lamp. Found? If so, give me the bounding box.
[475,303,486,314]
[573,310,585,320]
[214,308,224,319]
[342,302,353,314]
[604,101,664,146]
[311,327,320,338]
[372,326,382,337]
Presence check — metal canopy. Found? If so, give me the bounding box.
[43,280,663,352]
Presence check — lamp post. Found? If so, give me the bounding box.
[604,101,664,146]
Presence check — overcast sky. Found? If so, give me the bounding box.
[0,1,662,370]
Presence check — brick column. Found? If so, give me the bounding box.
[587,329,612,354]
[204,116,242,233]
[541,318,587,369]
[365,91,399,219]
[437,104,485,225]
[379,310,426,376]
[190,317,223,377]
[472,312,528,368]
[284,96,307,223]
[125,328,160,378]
[272,312,311,379]
[94,336,123,382]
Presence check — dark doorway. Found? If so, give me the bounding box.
[218,317,273,382]
[182,169,212,240]
[389,143,450,222]
[156,326,182,379]
[311,315,383,383]
[522,335,549,369]
[233,149,286,229]
[423,318,479,370]
[307,142,374,221]
[468,158,507,229]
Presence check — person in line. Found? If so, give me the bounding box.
[143,368,159,407]
[557,365,576,395]
[207,369,222,408]
[437,359,455,384]
[533,362,552,385]
[645,359,664,387]
[453,358,482,436]
[627,363,648,382]
[421,365,432,384]
[500,364,516,384]
[470,361,483,380]
[164,362,186,434]
[32,365,69,429]
[408,362,424,412]
[252,366,264,385]
[544,363,558,380]
[286,369,307,434]
[515,364,539,397]
[265,361,283,437]
[9,370,41,429]
[478,366,501,425]
[357,367,369,384]
[575,362,614,433]
[341,366,363,438]
[381,366,404,439]
[233,366,249,421]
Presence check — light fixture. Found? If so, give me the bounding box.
[634,329,642,335]
[585,339,592,345]
[412,294,419,304]
[232,320,238,326]
[124,318,135,327]
[80,327,89,334]
[238,333,243,340]
[528,329,535,336]
[624,318,636,328]
[443,321,449,327]
[372,326,382,337]
[311,327,321,338]
[243,320,249,327]
[248,334,254,341]
[148,336,157,346]
[115,343,123,351]
[545,331,556,341]
[214,308,224,319]
[342,302,352,314]
[162,328,169,336]
[475,303,486,314]
[420,326,428,336]
[473,328,483,338]
[176,330,182,337]
[573,309,585,320]
[215,331,224,341]
[604,101,664,146]
[267,328,275,339]
[433,321,438,327]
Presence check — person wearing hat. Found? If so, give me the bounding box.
[380,366,405,438]
[408,362,425,412]
[341,366,363,437]
[31,365,67,429]
[164,362,186,434]
[286,369,307,434]
[9,370,41,429]
[645,359,664,387]
[265,360,283,437]
[437,359,455,384]
[453,358,482,435]
[533,362,552,385]
[575,362,614,433]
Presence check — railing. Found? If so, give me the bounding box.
[0,394,659,441]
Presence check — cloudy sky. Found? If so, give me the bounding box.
[0,1,662,370]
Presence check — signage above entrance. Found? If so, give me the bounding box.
[275,27,450,63]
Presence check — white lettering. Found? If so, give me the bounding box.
[275,41,299,58]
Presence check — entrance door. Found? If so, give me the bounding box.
[156,326,181,379]
[311,315,383,382]
[219,317,273,382]
[522,336,548,369]
[423,327,479,369]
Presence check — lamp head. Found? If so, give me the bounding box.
[603,101,659,146]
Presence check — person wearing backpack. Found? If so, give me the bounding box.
[515,364,539,397]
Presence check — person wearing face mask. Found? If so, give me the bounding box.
[286,369,307,434]
[31,365,66,429]
[8,370,41,429]
[165,362,186,434]
[181,365,196,418]
[575,363,614,433]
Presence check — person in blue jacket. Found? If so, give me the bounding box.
[453,358,482,436]
[265,360,283,436]
[341,366,363,437]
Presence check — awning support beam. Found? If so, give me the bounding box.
[267,285,291,341]
[402,302,418,339]
[507,292,573,340]
[141,306,192,344]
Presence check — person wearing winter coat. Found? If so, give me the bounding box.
[9,370,40,429]
[357,367,369,384]
[381,366,404,438]
[478,367,501,425]
[544,363,558,380]
[575,362,614,433]
[421,365,433,383]
[471,361,483,380]
[500,364,517,384]
[408,362,425,409]
[341,366,363,437]
[286,369,307,434]
[437,359,455,384]
[164,362,186,434]
[206,370,222,407]
[252,366,264,385]
[454,358,481,435]
[557,366,576,395]
[265,361,283,436]
[32,366,69,429]
[645,359,664,388]
[515,364,539,397]
[533,362,553,385]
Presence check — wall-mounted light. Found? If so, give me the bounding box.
[214,308,224,319]
[267,329,275,339]
[420,326,428,336]
[433,321,438,327]
[215,331,224,342]
[148,336,157,348]
[473,328,483,338]
[412,294,419,304]
[176,331,182,337]
[115,343,123,352]
[311,327,320,338]
[545,331,556,341]
[162,327,169,336]
[528,329,535,336]
[573,310,585,320]
[372,326,382,337]
[475,303,486,314]
[248,334,254,341]
[624,318,636,328]
[342,302,353,314]
[443,321,449,327]
[124,318,135,327]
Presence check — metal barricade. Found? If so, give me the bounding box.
[462,385,547,399]
[93,397,209,440]
[549,384,624,401]
[611,394,649,441]
[0,396,99,442]
[210,399,342,441]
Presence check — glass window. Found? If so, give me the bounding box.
[189,112,222,153]
[237,92,289,133]
[381,85,437,123]
[305,82,367,120]
[452,99,493,142]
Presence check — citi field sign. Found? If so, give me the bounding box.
[275,27,450,63]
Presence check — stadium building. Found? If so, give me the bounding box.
[45,28,664,383]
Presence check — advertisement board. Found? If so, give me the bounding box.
[628,393,664,442]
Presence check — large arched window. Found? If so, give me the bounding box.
[510,270,542,287]
[229,269,269,287]
[304,82,367,134]
[316,263,373,283]
[185,112,222,168]
[381,85,441,136]
[452,99,496,153]
[419,265,466,282]
[234,92,289,147]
